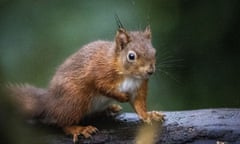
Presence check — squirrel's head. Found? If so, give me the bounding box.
[115,26,156,80]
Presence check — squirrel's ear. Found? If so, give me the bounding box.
[144,25,151,39]
[115,28,130,50]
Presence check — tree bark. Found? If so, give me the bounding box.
[43,108,240,144]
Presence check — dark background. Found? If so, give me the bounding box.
[1,0,240,143]
[1,0,240,112]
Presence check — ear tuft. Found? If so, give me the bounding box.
[144,25,152,39]
[115,28,130,50]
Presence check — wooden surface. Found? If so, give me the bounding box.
[39,108,240,144]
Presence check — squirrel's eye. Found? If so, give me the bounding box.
[127,50,137,62]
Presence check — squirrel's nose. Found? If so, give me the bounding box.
[147,64,155,75]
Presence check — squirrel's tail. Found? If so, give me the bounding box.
[6,83,47,119]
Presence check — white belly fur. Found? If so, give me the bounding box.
[91,95,113,113]
[118,77,142,94]
[90,77,142,113]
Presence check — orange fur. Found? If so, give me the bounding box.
[7,26,164,142]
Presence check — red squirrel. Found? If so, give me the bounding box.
[8,26,164,142]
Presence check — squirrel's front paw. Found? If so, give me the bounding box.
[141,111,165,124]
[148,111,165,123]
[117,93,129,102]
[108,104,122,113]
[105,104,123,117]
[142,117,152,125]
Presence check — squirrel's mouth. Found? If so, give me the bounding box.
[133,73,152,80]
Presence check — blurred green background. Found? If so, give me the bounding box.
[1,0,240,113]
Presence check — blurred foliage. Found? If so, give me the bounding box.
[1,0,240,113]
[1,0,240,143]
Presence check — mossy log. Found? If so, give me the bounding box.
[41,108,240,144]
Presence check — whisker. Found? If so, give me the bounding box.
[154,43,184,85]
[156,68,183,85]
[158,56,175,63]
[157,64,184,69]
[157,50,173,61]
[157,63,183,67]
[158,59,184,64]
[155,54,184,85]
[157,58,184,71]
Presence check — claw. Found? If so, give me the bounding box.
[109,104,122,113]
[148,111,165,122]
[143,117,152,125]
[73,134,78,143]
[63,125,98,142]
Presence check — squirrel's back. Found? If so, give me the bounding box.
[51,40,115,77]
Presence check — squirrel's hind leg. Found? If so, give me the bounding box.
[63,125,98,143]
